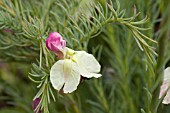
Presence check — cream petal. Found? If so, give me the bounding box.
[159,81,169,98]
[82,72,102,78]
[80,70,102,78]
[164,67,170,81]
[63,59,72,78]
[163,89,170,104]
[50,60,65,91]
[50,59,81,93]
[63,60,80,93]
[72,59,102,78]
[50,50,102,93]
[73,51,101,73]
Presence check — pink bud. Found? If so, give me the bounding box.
[3,29,13,34]
[46,32,66,59]
[32,98,42,113]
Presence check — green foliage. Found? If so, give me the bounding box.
[0,0,170,113]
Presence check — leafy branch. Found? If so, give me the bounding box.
[59,0,157,62]
[29,43,56,113]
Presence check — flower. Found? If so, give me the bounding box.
[159,67,170,104]
[46,32,66,59]
[50,48,102,93]
[32,98,42,113]
[3,29,13,33]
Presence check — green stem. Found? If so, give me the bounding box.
[151,33,166,113]
[39,37,43,68]
[151,2,170,112]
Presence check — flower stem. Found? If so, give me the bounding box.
[151,3,170,112]
[39,37,43,68]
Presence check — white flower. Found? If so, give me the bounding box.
[159,67,170,104]
[50,48,102,93]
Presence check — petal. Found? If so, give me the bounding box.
[164,67,170,81]
[46,38,52,49]
[73,51,101,73]
[61,40,66,48]
[63,59,80,93]
[63,59,72,78]
[159,81,169,98]
[50,60,65,91]
[73,60,102,78]
[49,32,62,40]
[163,89,170,104]
[33,98,42,113]
[79,68,102,78]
